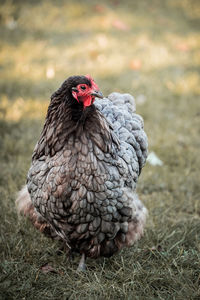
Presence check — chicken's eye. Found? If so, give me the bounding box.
[80,86,86,90]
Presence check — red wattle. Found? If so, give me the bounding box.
[83,96,93,107]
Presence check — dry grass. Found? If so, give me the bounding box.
[0,0,200,299]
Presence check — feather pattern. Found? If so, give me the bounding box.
[18,76,148,261]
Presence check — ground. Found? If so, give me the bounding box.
[0,0,200,299]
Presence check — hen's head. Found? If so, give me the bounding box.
[65,75,103,108]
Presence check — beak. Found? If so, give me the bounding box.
[90,90,104,99]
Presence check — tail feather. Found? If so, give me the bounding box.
[16,185,32,215]
[16,186,54,237]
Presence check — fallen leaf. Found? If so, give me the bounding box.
[130,59,142,70]
[40,263,57,274]
[112,19,129,31]
[175,43,190,52]
[147,152,163,166]
[111,0,120,5]
[89,50,99,60]
[150,245,162,252]
[94,4,106,13]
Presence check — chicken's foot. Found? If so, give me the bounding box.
[77,253,86,272]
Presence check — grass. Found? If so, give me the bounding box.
[0,0,200,299]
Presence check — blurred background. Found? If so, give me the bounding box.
[1,0,200,206]
[0,0,200,299]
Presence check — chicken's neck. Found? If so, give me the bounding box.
[33,96,116,160]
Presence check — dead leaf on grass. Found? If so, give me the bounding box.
[112,19,129,31]
[94,4,106,13]
[129,59,142,70]
[175,43,190,52]
[40,263,58,274]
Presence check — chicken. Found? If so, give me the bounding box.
[16,75,148,271]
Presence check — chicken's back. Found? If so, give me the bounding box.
[96,92,148,179]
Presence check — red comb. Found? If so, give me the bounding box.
[85,74,99,91]
[85,74,93,81]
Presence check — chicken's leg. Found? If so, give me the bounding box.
[77,253,86,272]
